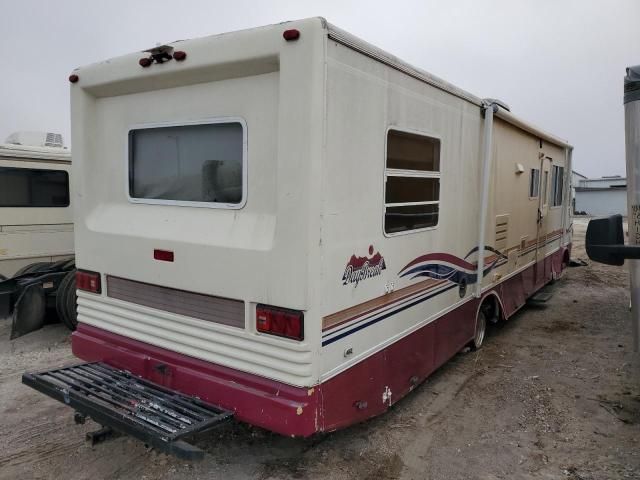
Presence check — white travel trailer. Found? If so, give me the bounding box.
[0,134,73,279]
[24,18,572,456]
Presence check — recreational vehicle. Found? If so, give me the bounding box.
[0,133,73,279]
[24,18,572,458]
[0,133,78,337]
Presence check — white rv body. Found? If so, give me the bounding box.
[69,18,572,435]
[0,142,73,278]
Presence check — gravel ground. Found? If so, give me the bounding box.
[1,218,639,480]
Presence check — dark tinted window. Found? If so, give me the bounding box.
[551,165,564,206]
[529,168,540,197]
[384,130,440,234]
[129,122,244,205]
[0,167,69,207]
[387,130,440,171]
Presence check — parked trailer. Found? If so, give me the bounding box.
[23,18,572,458]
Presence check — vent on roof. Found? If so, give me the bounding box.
[44,132,64,148]
[5,131,65,149]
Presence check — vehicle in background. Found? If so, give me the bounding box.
[0,132,77,336]
[22,18,572,459]
[0,132,73,279]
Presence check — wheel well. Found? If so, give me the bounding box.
[480,294,502,322]
[562,248,570,266]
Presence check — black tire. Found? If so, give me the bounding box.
[13,261,52,277]
[56,270,78,331]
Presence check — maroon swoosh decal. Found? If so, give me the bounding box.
[399,253,477,273]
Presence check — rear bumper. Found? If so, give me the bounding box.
[72,324,319,437]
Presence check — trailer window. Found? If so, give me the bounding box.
[384,130,440,234]
[529,168,540,198]
[0,167,69,207]
[551,165,564,206]
[129,121,245,207]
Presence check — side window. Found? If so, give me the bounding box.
[542,171,549,205]
[551,165,564,206]
[0,167,69,207]
[384,129,440,234]
[529,168,540,198]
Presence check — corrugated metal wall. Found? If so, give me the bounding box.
[575,188,627,215]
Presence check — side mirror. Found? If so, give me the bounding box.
[586,215,640,265]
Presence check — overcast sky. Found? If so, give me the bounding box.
[1,0,638,177]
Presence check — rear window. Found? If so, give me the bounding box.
[128,121,246,207]
[0,167,69,207]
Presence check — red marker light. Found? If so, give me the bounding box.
[173,50,187,61]
[283,29,300,41]
[139,57,152,68]
[68,74,79,83]
[154,249,174,262]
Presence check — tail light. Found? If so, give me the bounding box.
[76,270,101,294]
[256,305,304,341]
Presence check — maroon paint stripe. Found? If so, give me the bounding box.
[72,324,318,437]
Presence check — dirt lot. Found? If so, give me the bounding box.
[1,219,640,480]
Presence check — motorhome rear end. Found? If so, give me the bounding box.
[27,18,571,449]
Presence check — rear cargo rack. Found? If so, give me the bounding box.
[22,362,233,460]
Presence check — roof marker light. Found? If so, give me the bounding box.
[154,249,174,262]
[68,74,79,83]
[283,29,300,41]
[173,51,187,61]
[139,57,152,68]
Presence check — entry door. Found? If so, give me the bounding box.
[535,156,551,286]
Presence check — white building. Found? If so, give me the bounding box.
[574,174,627,216]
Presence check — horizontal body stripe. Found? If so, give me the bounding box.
[322,278,445,331]
[322,283,458,346]
[323,281,455,341]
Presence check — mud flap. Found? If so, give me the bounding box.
[10,283,46,340]
[0,278,17,319]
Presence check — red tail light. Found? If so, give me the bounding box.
[256,305,304,341]
[76,270,101,294]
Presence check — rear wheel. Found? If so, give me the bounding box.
[56,270,78,331]
[472,311,487,350]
